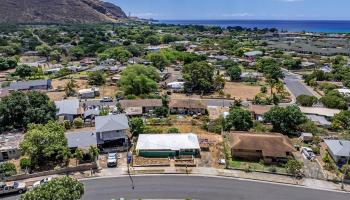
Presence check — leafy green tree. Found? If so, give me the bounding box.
[20,176,84,200]
[0,57,18,71]
[183,61,214,94]
[257,58,284,94]
[74,148,84,166]
[332,110,350,130]
[69,46,85,60]
[296,95,318,107]
[320,91,348,110]
[88,71,106,86]
[15,64,33,79]
[283,59,302,70]
[227,65,242,81]
[147,52,170,71]
[73,117,84,128]
[129,117,145,137]
[224,107,253,131]
[20,121,68,167]
[168,127,179,133]
[35,44,52,58]
[260,85,268,93]
[50,49,61,62]
[20,158,31,170]
[264,106,307,135]
[88,146,100,162]
[145,35,161,45]
[0,162,16,178]
[285,158,303,177]
[0,91,56,131]
[119,64,159,96]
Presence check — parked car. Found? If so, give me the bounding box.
[107,153,118,167]
[0,181,26,195]
[301,147,315,160]
[101,97,113,102]
[33,177,53,188]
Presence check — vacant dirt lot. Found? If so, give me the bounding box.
[224,82,264,100]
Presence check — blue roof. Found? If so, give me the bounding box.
[95,114,129,133]
[9,79,51,90]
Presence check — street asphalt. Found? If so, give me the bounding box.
[5,175,349,200]
[283,71,314,97]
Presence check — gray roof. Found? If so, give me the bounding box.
[324,140,350,157]
[136,133,200,151]
[55,99,80,115]
[84,109,100,118]
[95,114,129,133]
[306,114,331,126]
[9,79,51,90]
[65,131,97,148]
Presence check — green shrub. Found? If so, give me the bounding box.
[63,120,71,130]
[167,127,179,133]
[20,158,31,170]
[0,162,16,177]
[73,118,83,128]
[268,166,277,173]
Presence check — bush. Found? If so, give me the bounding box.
[63,120,71,130]
[0,162,16,177]
[311,146,320,155]
[20,158,31,170]
[268,166,277,173]
[143,126,163,134]
[167,127,179,133]
[73,118,83,128]
[296,95,318,107]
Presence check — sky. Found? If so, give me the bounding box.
[107,0,350,20]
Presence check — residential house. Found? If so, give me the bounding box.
[119,99,163,116]
[306,114,331,127]
[299,106,341,118]
[55,98,83,122]
[300,132,313,143]
[65,131,97,150]
[0,133,23,162]
[95,114,129,150]
[169,99,207,115]
[324,140,350,165]
[78,88,100,99]
[136,133,201,158]
[167,82,185,92]
[240,72,262,82]
[244,51,263,60]
[228,132,296,163]
[8,79,52,91]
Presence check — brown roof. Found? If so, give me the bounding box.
[119,99,163,109]
[228,132,296,158]
[249,105,273,115]
[0,88,10,98]
[169,99,207,109]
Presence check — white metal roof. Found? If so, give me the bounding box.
[324,140,350,157]
[136,133,200,151]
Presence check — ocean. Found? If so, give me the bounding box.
[158,20,350,33]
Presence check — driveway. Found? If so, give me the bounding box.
[283,70,315,98]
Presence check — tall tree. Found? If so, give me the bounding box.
[20,121,68,167]
[183,61,214,94]
[20,176,84,200]
[225,107,253,131]
[264,106,307,135]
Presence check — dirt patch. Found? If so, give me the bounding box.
[133,156,170,167]
[224,82,264,100]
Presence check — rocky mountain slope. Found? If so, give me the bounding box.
[0,0,127,23]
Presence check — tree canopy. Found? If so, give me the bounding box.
[119,64,159,96]
[0,91,57,132]
[20,121,68,167]
[88,71,106,86]
[227,65,242,81]
[224,107,253,131]
[296,95,318,107]
[147,52,170,71]
[264,106,307,135]
[183,61,214,94]
[20,176,84,200]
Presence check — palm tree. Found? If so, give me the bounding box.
[65,78,77,97]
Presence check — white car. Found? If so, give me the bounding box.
[107,153,118,167]
[301,147,316,160]
[33,177,53,188]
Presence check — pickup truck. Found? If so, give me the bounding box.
[0,181,27,195]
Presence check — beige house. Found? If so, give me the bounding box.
[169,99,207,115]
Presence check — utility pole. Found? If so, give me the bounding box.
[341,152,350,190]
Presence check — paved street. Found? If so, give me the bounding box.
[283,71,315,97]
[4,176,349,200]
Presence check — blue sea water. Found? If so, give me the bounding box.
[158,20,350,33]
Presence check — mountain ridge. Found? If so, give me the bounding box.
[0,0,127,23]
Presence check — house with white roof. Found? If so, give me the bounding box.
[324,140,350,165]
[336,88,350,97]
[136,133,201,158]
